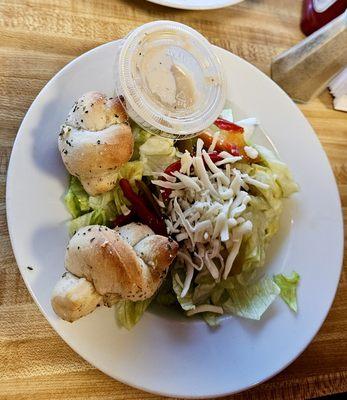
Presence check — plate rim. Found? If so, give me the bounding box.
[6,39,344,398]
[146,0,244,11]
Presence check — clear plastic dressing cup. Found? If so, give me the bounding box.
[114,21,226,139]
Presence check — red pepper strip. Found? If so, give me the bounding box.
[111,208,137,227]
[206,152,223,163]
[164,160,182,175]
[161,160,183,201]
[119,178,167,236]
[214,118,244,133]
[161,188,172,202]
[135,180,163,219]
[162,190,171,202]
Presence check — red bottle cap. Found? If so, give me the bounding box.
[301,0,347,35]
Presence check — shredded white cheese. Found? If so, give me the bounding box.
[186,304,224,316]
[181,263,194,298]
[208,130,220,152]
[244,145,259,160]
[153,139,269,302]
[120,204,131,216]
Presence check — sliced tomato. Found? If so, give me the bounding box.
[198,129,260,162]
[198,130,242,156]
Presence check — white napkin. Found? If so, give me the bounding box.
[329,67,347,112]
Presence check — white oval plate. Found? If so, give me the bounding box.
[7,41,343,398]
[146,0,243,10]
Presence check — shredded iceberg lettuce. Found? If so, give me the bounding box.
[274,271,300,312]
[115,297,153,330]
[254,145,299,197]
[64,176,90,218]
[139,136,177,176]
[69,208,107,236]
[221,276,280,320]
[131,124,151,161]
[66,161,143,236]
[202,312,219,327]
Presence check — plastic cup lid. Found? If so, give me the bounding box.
[115,21,226,138]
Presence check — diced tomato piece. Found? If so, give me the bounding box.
[199,130,241,157]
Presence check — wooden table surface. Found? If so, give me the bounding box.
[1,0,346,399]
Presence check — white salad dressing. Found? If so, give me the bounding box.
[115,21,226,137]
[136,45,196,110]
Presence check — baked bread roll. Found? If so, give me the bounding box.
[58,92,134,196]
[66,223,178,300]
[51,272,102,322]
[51,223,178,322]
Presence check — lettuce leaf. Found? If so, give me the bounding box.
[229,157,298,284]
[65,161,143,225]
[140,136,177,176]
[69,161,144,231]
[222,275,280,320]
[211,286,227,306]
[232,162,289,276]
[155,276,177,306]
[234,197,281,275]
[274,271,300,312]
[64,176,90,218]
[131,124,151,161]
[69,208,107,236]
[117,160,143,183]
[202,312,220,327]
[88,191,118,222]
[116,298,153,330]
[254,145,299,197]
[193,282,216,305]
[112,161,144,214]
[113,186,130,215]
[193,268,216,305]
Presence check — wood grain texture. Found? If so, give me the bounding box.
[0,0,346,399]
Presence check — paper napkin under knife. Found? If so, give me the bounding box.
[329,67,347,112]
